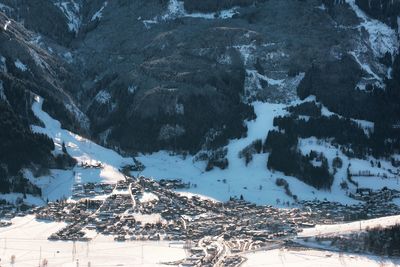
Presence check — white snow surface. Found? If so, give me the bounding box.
[16,95,399,207]
[299,214,400,238]
[0,55,7,73]
[30,96,134,201]
[94,90,111,104]
[243,248,400,267]
[53,0,81,33]
[14,59,27,71]
[144,0,238,27]
[0,215,185,267]
[0,192,45,206]
[135,102,359,206]
[3,19,10,31]
[347,0,398,58]
[350,51,383,84]
[139,192,159,203]
[163,0,238,20]
[91,1,108,22]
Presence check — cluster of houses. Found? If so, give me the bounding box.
[49,222,89,241]
[32,177,340,245]
[0,220,11,227]
[0,198,34,221]
[0,173,397,267]
[174,236,272,266]
[80,161,104,169]
[33,181,400,250]
[349,187,400,203]
[0,173,399,266]
[299,196,400,223]
[72,182,114,199]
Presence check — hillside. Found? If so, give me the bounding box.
[0,0,399,202]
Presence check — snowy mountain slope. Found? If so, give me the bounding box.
[28,95,133,201]
[346,0,398,58]
[135,99,400,205]
[52,0,82,33]
[1,0,400,208]
[5,93,393,207]
[344,0,398,89]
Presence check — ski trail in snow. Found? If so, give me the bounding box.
[29,96,134,201]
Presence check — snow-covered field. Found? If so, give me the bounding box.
[2,215,399,267]
[299,214,400,238]
[0,215,185,267]
[242,248,400,267]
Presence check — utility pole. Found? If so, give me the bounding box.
[72,241,77,261]
[38,246,42,267]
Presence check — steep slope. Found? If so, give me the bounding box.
[67,0,387,154]
[0,0,399,203]
[0,10,87,194]
[2,0,393,155]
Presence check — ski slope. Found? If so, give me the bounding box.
[29,96,134,202]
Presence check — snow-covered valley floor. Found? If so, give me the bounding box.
[242,248,400,267]
[0,215,185,267]
[1,215,400,267]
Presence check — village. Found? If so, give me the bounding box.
[0,174,388,267]
[0,162,399,267]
